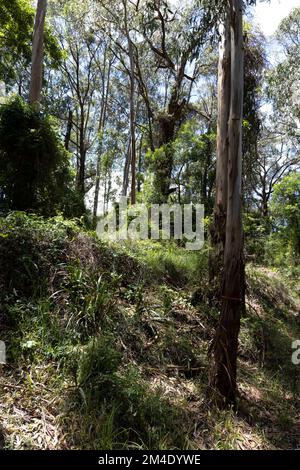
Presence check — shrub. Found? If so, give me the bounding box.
[0,212,80,298]
[72,335,185,449]
[270,172,300,265]
[244,211,271,262]
[76,335,122,387]
[0,96,78,216]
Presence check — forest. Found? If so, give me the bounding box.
[0,0,299,454]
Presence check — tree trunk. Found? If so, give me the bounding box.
[129,63,137,205]
[122,140,131,197]
[212,0,245,406]
[93,51,112,221]
[76,107,86,199]
[261,199,268,218]
[153,114,176,202]
[29,0,47,107]
[152,67,186,202]
[123,0,136,205]
[201,130,213,212]
[209,10,231,288]
[137,135,143,193]
[65,109,73,151]
[261,186,269,218]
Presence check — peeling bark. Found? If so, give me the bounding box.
[209,13,231,287]
[29,0,47,107]
[212,0,245,406]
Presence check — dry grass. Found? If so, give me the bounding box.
[0,224,299,450]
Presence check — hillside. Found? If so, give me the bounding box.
[0,213,299,450]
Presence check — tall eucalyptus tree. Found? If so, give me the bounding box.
[211,0,245,406]
[29,0,48,106]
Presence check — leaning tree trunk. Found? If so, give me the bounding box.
[29,0,47,107]
[122,140,132,197]
[212,0,245,406]
[209,11,231,290]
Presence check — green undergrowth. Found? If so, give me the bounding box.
[0,213,299,450]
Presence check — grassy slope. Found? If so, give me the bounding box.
[0,213,299,450]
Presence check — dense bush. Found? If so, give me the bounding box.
[0,96,81,216]
[0,212,80,299]
[72,334,185,449]
[244,211,271,262]
[270,172,300,264]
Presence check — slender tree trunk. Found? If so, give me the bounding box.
[201,129,213,212]
[123,0,136,205]
[76,108,86,199]
[261,178,269,218]
[103,172,108,215]
[93,52,112,222]
[129,72,137,205]
[106,170,112,212]
[65,109,73,151]
[212,0,245,406]
[137,135,143,193]
[122,140,132,197]
[29,0,47,107]
[209,10,231,287]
